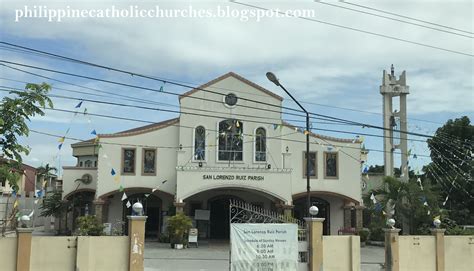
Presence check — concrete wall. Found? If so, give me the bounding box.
[0,237,17,271]
[76,236,129,271]
[30,237,76,271]
[399,236,436,271]
[323,235,360,271]
[445,236,474,271]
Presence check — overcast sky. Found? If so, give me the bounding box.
[0,0,472,174]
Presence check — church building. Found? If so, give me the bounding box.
[61,72,366,238]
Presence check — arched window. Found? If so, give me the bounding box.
[255,128,266,162]
[194,126,206,160]
[218,119,243,161]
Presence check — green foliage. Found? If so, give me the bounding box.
[0,83,53,190]
[426,116,474,225]
[36,163,57,186]
[158,233,170,243]
[365,176,441,235]
[40,191,66,218]
[167,213,192,245]
[0,162,21,192]
[358,229,369,242]
[75,215,105,236]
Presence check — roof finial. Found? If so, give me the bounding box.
[391,64,395,76]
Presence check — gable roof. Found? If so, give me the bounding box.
[99,118,180,138]
[179,72,283,101]
[71,118,180,146]
[281,121,361,144]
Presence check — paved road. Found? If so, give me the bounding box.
[145,241,384,271]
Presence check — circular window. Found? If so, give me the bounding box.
[81,174,92,185]
[224,93,238,107]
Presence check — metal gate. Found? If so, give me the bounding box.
[229,199,309,271]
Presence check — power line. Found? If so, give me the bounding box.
[341,1,474,35]
[0,87,437,145]
[2,44,467,130]
[230,1,474,57]
[0,59,440,139]
[314,1,473,39]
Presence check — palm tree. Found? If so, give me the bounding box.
[36,163,57,192]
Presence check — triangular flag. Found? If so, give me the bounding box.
[28,210,34,217]
[121,192,128,201]
[162,180,168,184]
[111,168,116,176]
[58,143,63,150]
[13,200,19,209]
[273,124,278,130]
[58,137,65,143]
[382,210,386,216]
[102,154,108,159]
[34,199,39,205]
[442,195,449,206]
[94,136,100,143]
[91,130,97,135]
[235,121,240,128]
[370,193,377,204]
[152,188,158,193]
[363,166,369,174]
[434,215,440,220]
[159,85,164,92]
[83,108,88,114]
[75,101,83,108]
[119,185,124,192]
[145,194,150,198]
[413,154,417,159]
[359,136,365,143]
[126,200,132,208]
[43,180,47,188]
[304,130,309,135]
[423,201,429,207]
[427,210,431,215]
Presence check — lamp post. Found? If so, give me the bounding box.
[266,72,311,217]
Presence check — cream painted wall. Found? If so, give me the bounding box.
[76,236,129,271]
[62,168,97,199]
[30,237,76,271]
[399,236,436,270]
[96,125,179,198]
[282,125,363,203]
[0,237,16,271]
[323,236,360,271]
[445,236,474,271]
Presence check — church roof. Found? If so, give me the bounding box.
[179,72,283,101]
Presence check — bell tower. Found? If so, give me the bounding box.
[380,65,410,181]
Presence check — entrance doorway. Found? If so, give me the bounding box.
[208,195,241,239]
[294,197,330,235]
[123,193,162,238]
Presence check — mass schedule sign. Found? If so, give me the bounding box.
[230,223,298,271]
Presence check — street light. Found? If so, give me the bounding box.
[266,72,312,217]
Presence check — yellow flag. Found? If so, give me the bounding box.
[13,200,19,209]
[43,180,47,188]
[304,130,309,135]
[114,175,120,182]
[58,136,65,143]
[434,215,441,220]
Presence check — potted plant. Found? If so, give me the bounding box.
[166,213,192,249]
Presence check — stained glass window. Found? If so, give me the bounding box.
[194,126,206,160]
[255,128,266,162]
[218,119,243,161]
[122,149,135,174]
[303,152,317,178]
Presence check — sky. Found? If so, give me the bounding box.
[0,0,472,175]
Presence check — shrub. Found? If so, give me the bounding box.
[167,213,192,246]
[369,227,385,241]
[358,229,369,242]
[75,215,105,236]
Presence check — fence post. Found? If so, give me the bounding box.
[305,217,325,271]
[383,228,401,271]
[128,214,147,271]
[431,228,445,271]
[16,228,33,271]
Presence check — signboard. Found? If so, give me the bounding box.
[194,209,210,220]
[188,228,198,244]
[230,223,298,271]
[203,174,264,181]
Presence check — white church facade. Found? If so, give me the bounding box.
[61,72,366,237]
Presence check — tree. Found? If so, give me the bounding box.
[0,83,53,191]
[364,176,440,235]
[425,116,474,225]
[37,163,57,190]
